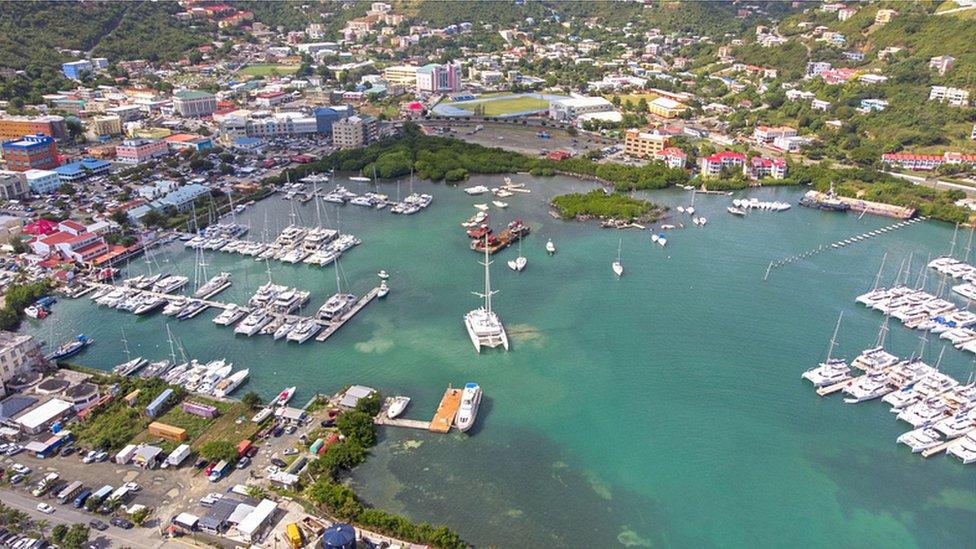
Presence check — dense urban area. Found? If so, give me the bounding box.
[0,1,975,548]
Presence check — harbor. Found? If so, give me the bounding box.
[25,178,976,548]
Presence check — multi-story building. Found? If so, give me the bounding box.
[653,147,687,169]
[623,129,669,159]
[173,90,217,117]
[53,158,110,184]
[0,332,44,383]
[805,61,832,78]
[753,126,797,146]
[698,151,746,179]
[0,171,28,200]
[972,123,976,141]
[929,86,970,107]
[929,56,955,76]
[62,60,93,80]
[89,115,122,138]
[881,151,976,171]
[383,65,419,87]
[23,169,61,194]
[219,111,320,142]
[314,106,352,135]
[28,220,110,264]
[1,134,59,171]
[116,138,169,164]
[549,96,614,122]
[0,115,67,141]
[332,115,378,149]
[254,91,290,108]
[838,7,857,21]
[745,157,788,180]
[416,63,462,93]
[158,183,211,212]
[647,97,687,119]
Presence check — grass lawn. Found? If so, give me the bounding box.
[449,95,550,116]
[239,64,300,76]
[603,92,660,106]
[190,401,260,450]
[128,399,258,453]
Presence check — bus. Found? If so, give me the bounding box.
[57,481,84,504]
[88,485,114,506]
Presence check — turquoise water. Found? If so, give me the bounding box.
[25,175,976,547]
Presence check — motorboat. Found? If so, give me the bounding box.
[176,299,208,320]
[727,206,747,216]
[45,334,93,361]
[896,428,946,453]
[276,386,297,406]
[802,358,851,387]
[193,272,231,299]
[387,396,410,419]
[317,293,357,321]
[842,371,894,403]
[455,383,482,432]
[947,431,976,464]
[153,275,189,294]
[492,201,508,208]
[286,319,321,344]
[378,270,389,280]
[897,397,951,428]
[546,239,556,255]
[464,185,490,195]
[213,305,248,326]
[273,322,296,340]
[377,280,390,298]
[234,310,273,336]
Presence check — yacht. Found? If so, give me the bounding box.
[851,346,900,373]
[213,305,247,326]
[317,293,357,321]
[455,383,482,432]
[153,275,189,294]
[133,294,167,315]
[508,238,527,272]
[45,334,93,361]
[802,358,851,387]
[273,321,296,340]
[464,185,490,195]
[464,240,509,353]
[727,206,747,216]
[933,408,976,439]
[193,272,232,299]
[946,431,976,464]
[546,239,556,255]
[387,396,410,419]
[612,239,624,277]
[139,359,173,379]
[162,298,187,316]
[842,371,894,403]
[234,310,273,336]
[896,428,946,453]
[113,356,147,377]
[330,234,361,253]
[177,299,209,320]
[304,249,340,266]
[276,386,297,406]
[213,369,250,398]
[377,280,390,298]
[286,319,321,343]
[272,288,310,314]
[897,397,951,428]
[378,270,389,280]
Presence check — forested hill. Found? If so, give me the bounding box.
[0,1,209,71]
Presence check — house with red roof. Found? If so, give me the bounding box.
[22,219,59,236]
[653,147,687,169]
[881,151,976,171]
[698,151,746,178]
[28,220,110,264]
[745,157,788,180]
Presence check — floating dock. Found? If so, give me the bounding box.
[315,287,380,341]
[429,387,463,433]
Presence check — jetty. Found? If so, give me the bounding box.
[802,190,916,219]
[315,287,380,341]
[430,387,463,433]
[374,397,432,430]
[921,428,976,458]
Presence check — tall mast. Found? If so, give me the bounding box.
[870,252,887,291]
[121,327,131,362]
[948,223,959,258]
[166,324,177,364]
[876,300,891,349]
[827,311,843,361]
[483,236,493,313]
[965,224,974,265]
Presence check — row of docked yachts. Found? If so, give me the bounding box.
[112,355,248,399]
[320,185,433,215]
[184,224,361,268]
[802,319,976,464]
[855,285,976,354]
[89,272,232,320]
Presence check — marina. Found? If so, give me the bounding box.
[27,179,976,548]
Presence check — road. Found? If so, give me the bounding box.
[0,488,183,549]
[882,170,976,196]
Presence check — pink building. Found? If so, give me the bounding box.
[116,138,169,164]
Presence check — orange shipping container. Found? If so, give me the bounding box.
[148,422,187,442]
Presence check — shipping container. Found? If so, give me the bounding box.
[166,444,192,467]
[145,388,174,418]
[236,439,252,458]
[115,444,137,464]
[148,421,187,442]
[285,523,303,549]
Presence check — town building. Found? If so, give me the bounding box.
[0,171,28,200]
[929,56,956,76]
[745,157,788,180]
[623,129,670,159]
[28,220,110,263]
[61,60,93,80]
[753,126,797,146]
[811,99,832,111]
[838,7,857,20]
[875,9,897,24]
[0,332,44,383]
[15,399,74,434]
[23,169,61,194]
[219,111,319,142]
[647,96,687,119]
[115,138,169,164]
[858,98,889,112]
[548,96,614,122]
[1,134,59,171]
[416,63,462,93]
[929,86,970,107]
[53,159,111,184]
[88,115,122,138]
[805,61,832,78]
[314,106,352,135]
[173,90,217,117]
[332,115,378,149]
[653,147,687,169]
[383,65,419,87]
[163,133,213,152]
[698,151,746,179]
[881,151,976,171]
[254,91,290,108]
[0,115,67,141]
[158,183,211,212]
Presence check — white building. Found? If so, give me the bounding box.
[173,90,217,117]
[15,398,74,434]
[548,95,614,122]
[382,65,419,87]
[929,86,970,107]
[0,332,44,383]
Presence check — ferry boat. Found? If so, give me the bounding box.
[387,396,410,419]
[464,240,509,353]
[276,386,297,406]
[455,383,482,432]
[213,305,248,326]
[193,273,232,299]
[286,319,321,343]
[45,334,93,361]
[235,310,273,336]
[213,369,250,398]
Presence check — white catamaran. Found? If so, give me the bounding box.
[464,237,509,353]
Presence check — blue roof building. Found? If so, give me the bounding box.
[314,107,348,135]
[62,60,93,80]
[158,183,211,212]
[53,159,111,184]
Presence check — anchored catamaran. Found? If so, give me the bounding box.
[464,236,509,353]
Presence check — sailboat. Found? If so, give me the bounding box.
[464,236,509,353]
[612,239,624,277]
[686,190,696,216]
[801,312,851,387]
[507,237,527,272]
[113,327,146,376]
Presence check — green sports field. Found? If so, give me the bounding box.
[239,64,300,76]
[447,95,550,116]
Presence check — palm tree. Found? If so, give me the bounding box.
[34,519,49,540]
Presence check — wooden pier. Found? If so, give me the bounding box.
[429,387,463,433]
[315,287,380,341]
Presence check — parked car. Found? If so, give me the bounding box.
[194,458,208,469]
[11,463,30,474]
[236,457,250,469]
[199,493,222,507]
[123,482,140,492]
[94,451,108,462]
[9,474,25,484]
[110,518,133,529]
[88,520,108,531]
[282,448,298,456]
[36,503,54,514]
[82,451,98,464]
[59,446,76,457]
[270,458,287,468]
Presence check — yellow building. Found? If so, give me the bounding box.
[89,115,122,137]
[383,65,419,86]
[647,96,687,119]
[624,129,670,159]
